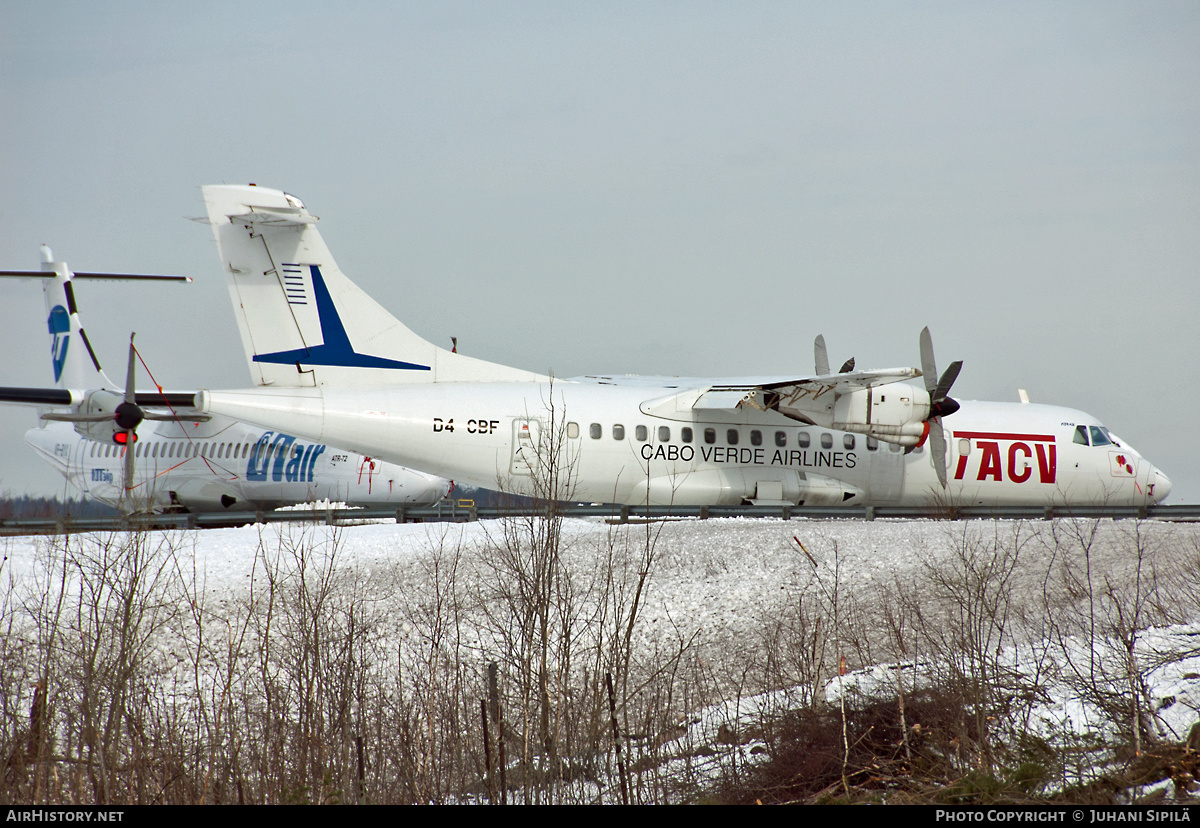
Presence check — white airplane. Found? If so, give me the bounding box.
[181,184,1170,509]
[1,248,452,514]
[176,184,1173,509]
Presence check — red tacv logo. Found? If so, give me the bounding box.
[952,431,1057,484]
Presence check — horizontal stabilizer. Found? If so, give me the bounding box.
[227,208,319,227]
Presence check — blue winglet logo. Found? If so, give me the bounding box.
[48,305,70,382]
[253,265,430,371]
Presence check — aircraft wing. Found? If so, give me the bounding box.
[0,387,83,407]
[626,366,923,428]
[0,386,201,409]
[576,366,919,392]
[700,367,921,421]
[708,366,921,397]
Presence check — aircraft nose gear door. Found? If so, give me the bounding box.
[510,418,542,476]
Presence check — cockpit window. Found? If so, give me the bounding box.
[1089,426,1111,447]
[1100,427,1121,447]
[1074,426,1089,446]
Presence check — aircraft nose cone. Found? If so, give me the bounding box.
[1150,468,1172,503]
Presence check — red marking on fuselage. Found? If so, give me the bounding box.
[954,431,1056,442]
[952,432,1057,484]
[358,456,378,493]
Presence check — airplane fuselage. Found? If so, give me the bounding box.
[25,419,451,513]
[200,381,1169,508]
[181,183,1174,511]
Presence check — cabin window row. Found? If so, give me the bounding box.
[88,441,256,460]
[584,424,863,450]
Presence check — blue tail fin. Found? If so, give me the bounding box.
[39,246,117,390]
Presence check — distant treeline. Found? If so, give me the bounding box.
[0,495,120,520]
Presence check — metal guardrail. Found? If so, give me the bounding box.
[3,503,1200,536]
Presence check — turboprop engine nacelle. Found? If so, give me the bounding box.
[68,390,133,444]
[831,385,932,447]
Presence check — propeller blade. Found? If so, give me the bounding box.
[934,360,962,402]
[919,326,937,394]
[114,335,144,430]
[838,357,855,374]
[40,412,118,423]
[814,335,830,376]
[928,418,948,488]
[125,334,138,406]
[919,327,962,418]
[123,433,136,494]
[121,335,139,498]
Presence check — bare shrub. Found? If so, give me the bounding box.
[9,530,186,803]
[1041,520,1199,766]
[899,522,1040,775]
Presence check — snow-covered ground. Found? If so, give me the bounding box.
[2,515,1197,803]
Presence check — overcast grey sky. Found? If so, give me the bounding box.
[2,2,1198,501]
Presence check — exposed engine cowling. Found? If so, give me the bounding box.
[64,390,130,443]
[830,386,932,447]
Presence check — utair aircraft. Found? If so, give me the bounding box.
[0,247,451,514]
[176,184,1169,509]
